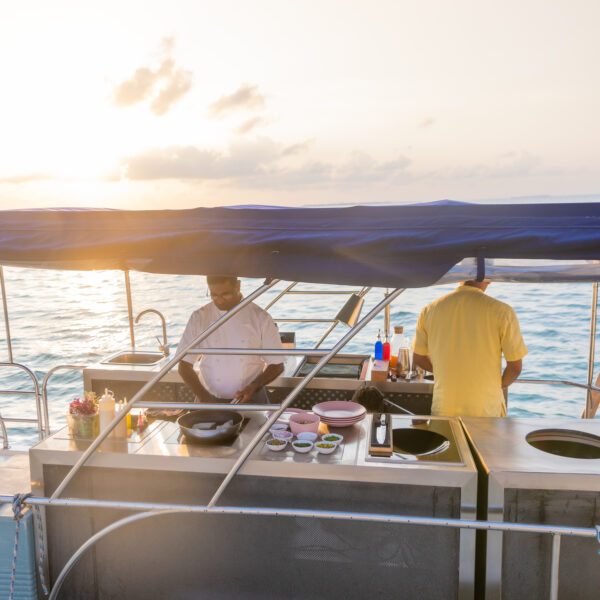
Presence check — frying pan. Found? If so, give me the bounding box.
[177,410,244,444]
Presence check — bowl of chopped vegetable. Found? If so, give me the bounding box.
[321,433,343,445]
[272,430,293,441]
[289,412,320,435]
[315,441,337,455]
[266,438,288,451]
[291,440,313,453]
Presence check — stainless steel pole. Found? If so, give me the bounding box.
[549,533,561,600]
[207,287,405,508]
[384,288,390,340]
[124,270,135,349]
[264,281,296,310]
[0,266,13,363]
[585,282,598,418]
[50,278,280,500]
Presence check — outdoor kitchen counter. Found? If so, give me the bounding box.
[29,412,474,493]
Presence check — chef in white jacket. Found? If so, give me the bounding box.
[177,276,284,403]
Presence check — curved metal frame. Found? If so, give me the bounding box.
[41,365,87,437]
[0,362,43,448]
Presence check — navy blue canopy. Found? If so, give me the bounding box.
[0,202,599,287]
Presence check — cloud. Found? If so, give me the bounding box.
[0,173,55,183]
[121,138,282,180]
[150,65,193,116]
[451,151,545,179]
[234,116,266,135]
[419,117,435,128]
[281,139,313,156]
[120,139,411,190]
[112,38,192,116]
[208,83,266,117]
[113,67,156,106]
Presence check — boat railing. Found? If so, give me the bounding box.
[264,281,371,348]
[1,492,597,600]
[41,365,87,437]
[0,362,45,449]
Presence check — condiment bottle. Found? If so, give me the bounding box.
[374,329,383,360]
[99,388,116,437]
[382,333,391,361]
[114,399,128,439]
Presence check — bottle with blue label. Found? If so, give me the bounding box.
[374,329,383,360]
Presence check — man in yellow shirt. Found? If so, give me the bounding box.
[412,280,528,417]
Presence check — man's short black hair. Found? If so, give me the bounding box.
[206,275,238,287]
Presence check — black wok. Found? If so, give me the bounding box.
[177,410,244,444]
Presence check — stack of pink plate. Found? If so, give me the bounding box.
[312,401,366,427]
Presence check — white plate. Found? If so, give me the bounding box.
[312,401,366,420]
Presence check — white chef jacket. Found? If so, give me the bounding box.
[176,301,284,399]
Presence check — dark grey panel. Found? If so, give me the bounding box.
[44,465,461,600]
[502,488,600,600]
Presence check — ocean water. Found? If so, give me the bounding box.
[0,267,597,448]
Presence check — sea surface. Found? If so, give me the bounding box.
[0,267,597,448]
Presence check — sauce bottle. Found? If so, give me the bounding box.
[374,330,383,360]
[114,399,128,439]
[99,389,116,438]
[382,333,391,361]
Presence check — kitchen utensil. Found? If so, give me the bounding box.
[177,410,243,444]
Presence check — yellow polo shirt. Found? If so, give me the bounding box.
[412,285,528,417]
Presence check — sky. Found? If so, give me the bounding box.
[0,0,599,209]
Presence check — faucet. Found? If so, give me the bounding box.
[134,309,169,356]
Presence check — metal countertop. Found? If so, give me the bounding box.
[30,413,474,487]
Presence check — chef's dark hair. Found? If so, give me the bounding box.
[206,275,238,287]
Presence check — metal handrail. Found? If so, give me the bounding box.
[0,493,596,600]
[265,282,371,349]
[0,362,44,448]
[41,365,87,437]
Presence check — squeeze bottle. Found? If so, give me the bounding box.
[382,333,391,361]
[374,330,383,360]
[99,388,116,437]
[114,399,128,439]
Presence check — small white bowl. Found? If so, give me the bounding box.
[296,431,318,442]
[266,438,288,452]
[315,441,337,455]
[273,430,293,441]
[291,440,313,454]
[321,433,343,445]
[269,423,288,432]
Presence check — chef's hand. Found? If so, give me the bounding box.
[233,382,260,404]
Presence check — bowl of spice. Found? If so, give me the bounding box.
[266,438,288,452]
[315,441,337,455]
[289,412,320,435]
[291,440,313,454]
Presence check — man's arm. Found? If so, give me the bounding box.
[178,361,212,403]
[234,363,284,404]
[501,359,522,389]
[412,352,433,373]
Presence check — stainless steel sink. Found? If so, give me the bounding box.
[101,351,165,365]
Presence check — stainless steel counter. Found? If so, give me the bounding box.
[30,413,472,487]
